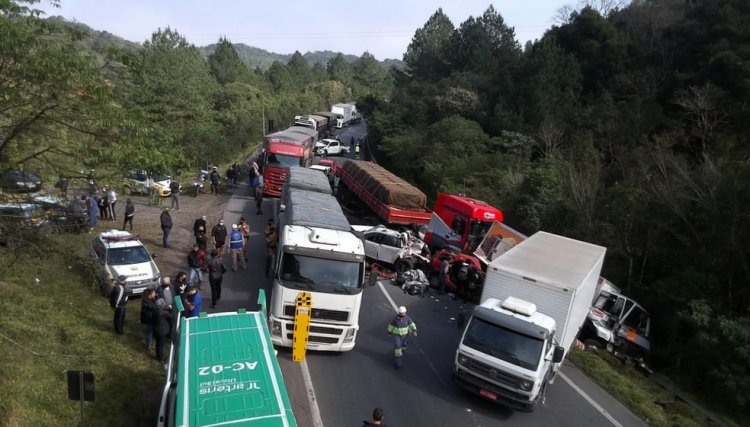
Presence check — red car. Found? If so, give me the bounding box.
[429,248,484,302]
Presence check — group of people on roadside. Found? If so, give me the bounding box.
[80,192,135,233]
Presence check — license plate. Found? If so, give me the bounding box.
[479,389,497,400]
[132,287,146,294]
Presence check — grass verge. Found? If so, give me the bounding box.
[0,233,163,427]
[569,348,745,427]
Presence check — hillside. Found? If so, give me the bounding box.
[44,16,404,70]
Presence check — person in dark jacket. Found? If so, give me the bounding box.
[109,275,128,335]
[195,225,208,252]
[153,298,172,364]
[207,249,226,308]
[169,179,180,210]
[160,208,172,248]
[123,198,135,231]
[187,244,204,288]
[211,220,228,257]
[193,215,207,237]
[209,167,220,194]
[140,288,158,350]
[362,407,386,426]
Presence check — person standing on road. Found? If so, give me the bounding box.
[187,244,204,289]
[123,198,135,231]
[228,224,246,272]
[140,288,157,351]
[183,286,202,318]
[108,187,118,221]
[207,249,226,308]
[109,275,128,335]
[265,223,277,278]
[160,207,172,248]
[153,298,172,365]
[211,219,228,257]
[387,306,417,369]
[169,179,180,210]
[238,217,250,260]
[254,174,264,215]
[195,225,208,252]
[438,256,450,295]
[209,166,220,194]
[193,215,207,237]
[362,407,386,426]
[156,277,174,310]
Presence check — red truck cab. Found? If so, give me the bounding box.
[425,193,503,252]
[261,130,315,197]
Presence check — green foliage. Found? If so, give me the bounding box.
[403,8,454,81]
[208,37,248,85]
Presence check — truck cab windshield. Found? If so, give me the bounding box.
[463,317,544,371]
[279,253,362,293]
[266,153,303,167]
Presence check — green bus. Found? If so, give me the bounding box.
[157,291,297,427]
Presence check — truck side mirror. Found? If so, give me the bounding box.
[552,346,564,363]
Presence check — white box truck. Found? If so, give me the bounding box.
[269,188,366,352]
[453,231,606,411]
[331,103,354,128]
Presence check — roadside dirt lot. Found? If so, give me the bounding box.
[99,185,238,278]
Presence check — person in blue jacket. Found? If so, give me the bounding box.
[386,306,417,369]
[183,286,202,318]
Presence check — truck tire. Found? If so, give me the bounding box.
[394,258,413,275]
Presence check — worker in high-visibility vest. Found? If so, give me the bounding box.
[354,142,361,159]
[386,306,417,369]
[228,224,246,272]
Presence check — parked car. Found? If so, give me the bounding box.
[123,170,173,197]
[90,230,161,296]
[0,202,51,246]
[315,139,349,156]
[0,170,42,192]
[30,195,87,233]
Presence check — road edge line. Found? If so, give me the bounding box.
[559,372,623,427]
[300,358,324,427]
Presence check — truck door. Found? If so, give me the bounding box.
[330,141,340,154]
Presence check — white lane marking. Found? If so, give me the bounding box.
[377,280,447,387]
[559,372,623,427]
[301,358,324,427]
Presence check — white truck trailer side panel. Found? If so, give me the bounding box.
[483,231,606,354]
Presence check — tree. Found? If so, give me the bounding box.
[208,37,248,85]
[352,52,392,98]
[403,8,455,81]
[326,53,353,86]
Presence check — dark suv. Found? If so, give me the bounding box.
[0,170,42,192]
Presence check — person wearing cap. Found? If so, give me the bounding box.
[228,223,246,272]
[238,217,250,260]
[109,275,129,335]
[211,219,228,257]
[386,306,417,369]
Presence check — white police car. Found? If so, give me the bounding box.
[91,230,160,296]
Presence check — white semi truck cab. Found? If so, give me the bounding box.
[454,297,564,411]
[270,188,366,352]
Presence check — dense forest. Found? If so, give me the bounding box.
[1,0,748,415]
[364,0,750,412]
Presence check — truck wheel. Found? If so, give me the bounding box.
[394,258,413,275]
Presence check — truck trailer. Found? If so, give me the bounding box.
[269,188,366,352]
[453,231,606,411]
[336,160,431,226]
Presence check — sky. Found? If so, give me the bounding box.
[38,0,569,60]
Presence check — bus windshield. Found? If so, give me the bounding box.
[279,253,362,293]
[266,153,303,167]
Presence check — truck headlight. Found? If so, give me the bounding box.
[343,328,356,343]
[458,354,468,366]
[271,321,282,336]
[519,380,533,391]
